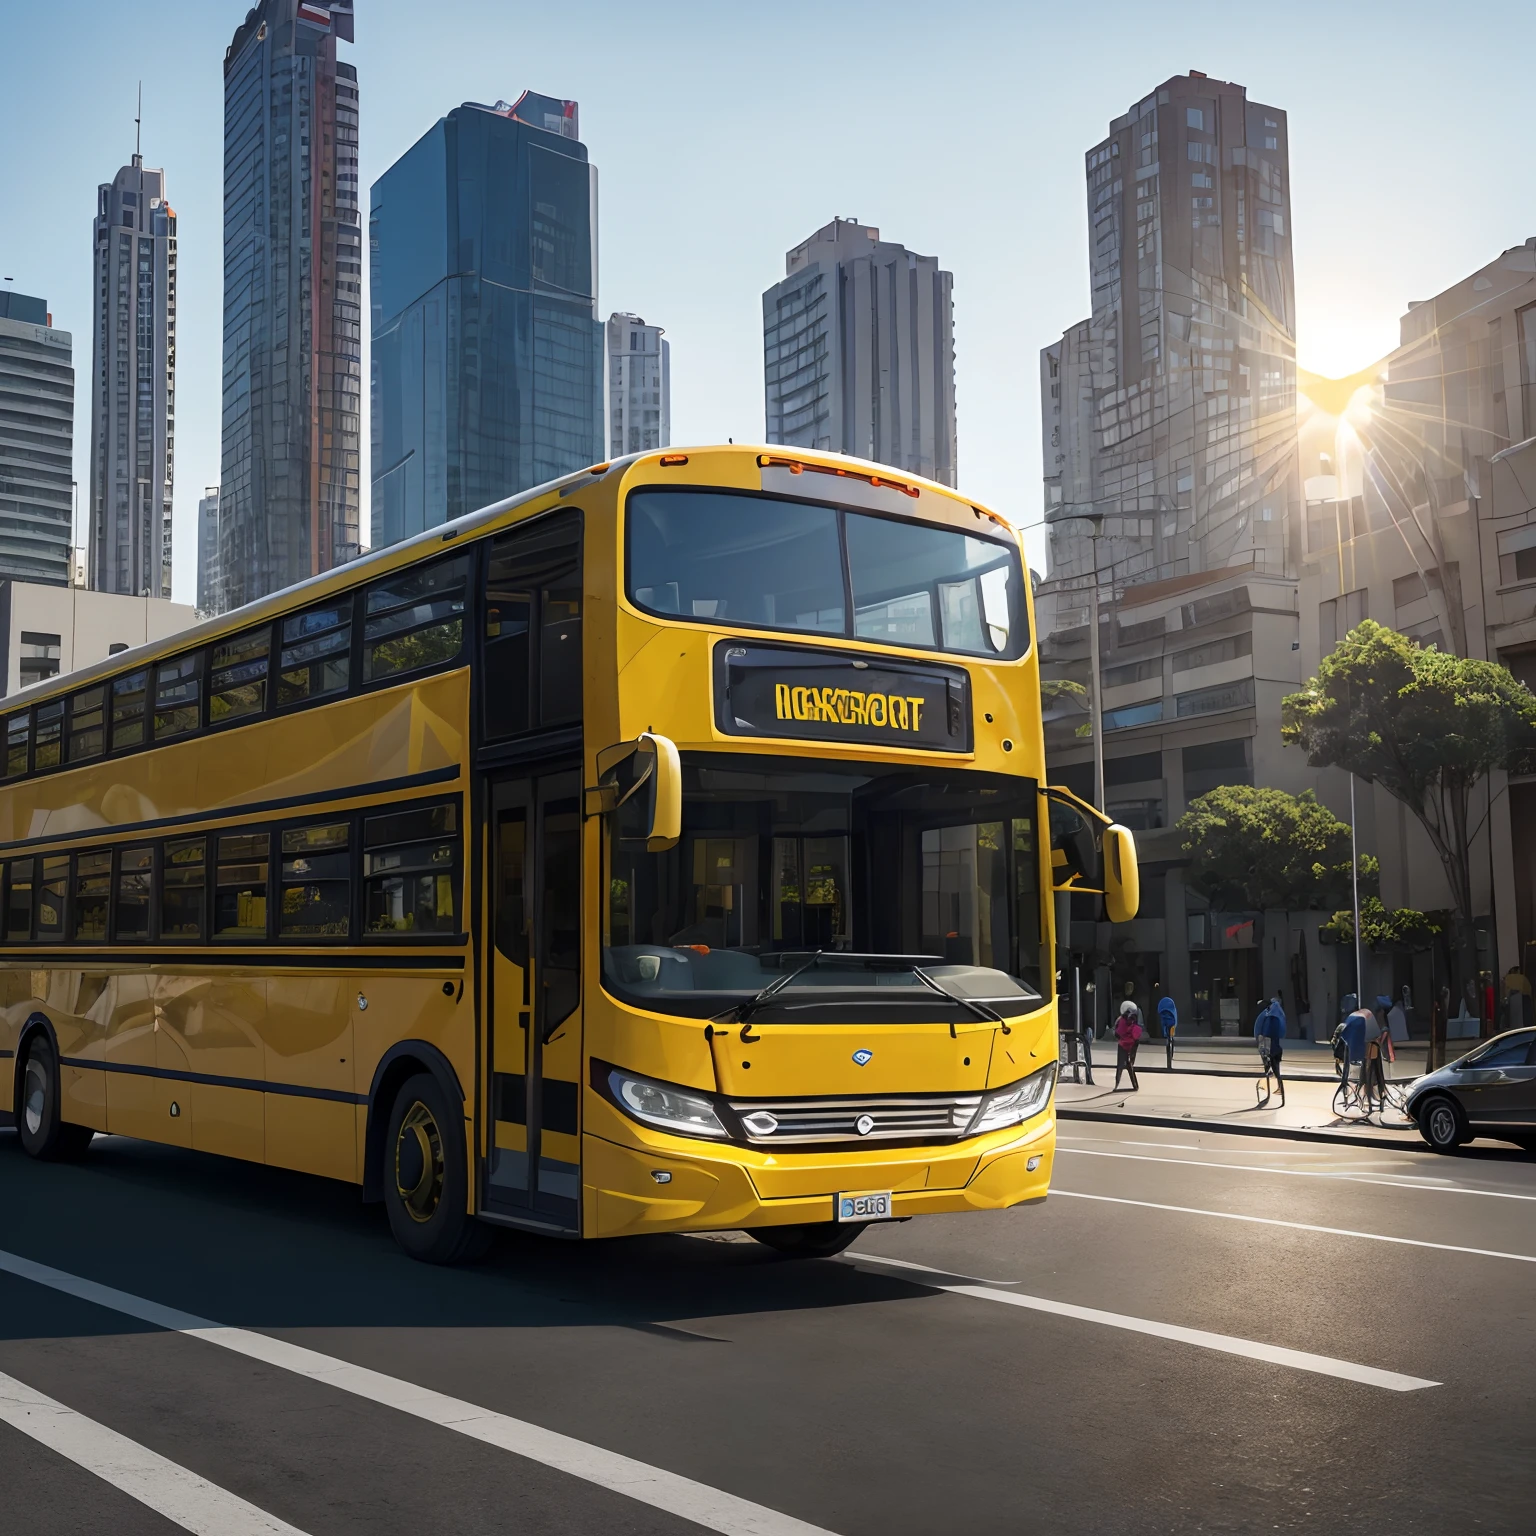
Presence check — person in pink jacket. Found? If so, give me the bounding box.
[1113,999,1142,1091]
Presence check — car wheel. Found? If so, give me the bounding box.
[1417,1094,1467,1154]
[382,1072,493,1265]
[17,1035,94,1162]
[746,1222,866,1259]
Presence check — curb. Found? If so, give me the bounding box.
[1065,1063,1342,1083]
[1056,1105,1425,1153]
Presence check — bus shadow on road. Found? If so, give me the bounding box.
[0,1130,937,1343]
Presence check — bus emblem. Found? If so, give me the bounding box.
[852,1049,873,1066]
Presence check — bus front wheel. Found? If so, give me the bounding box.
[382,1072,493,1265]
[747,1222,866,1259]
[17,1035,94,1162]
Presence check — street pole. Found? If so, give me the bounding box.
[1087,531,1105,811]
[1350,773,1364,1008]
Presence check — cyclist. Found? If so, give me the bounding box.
[1254,994,1286,1105]
[1339,999,1375,1113]
[1157,991,1178,1070]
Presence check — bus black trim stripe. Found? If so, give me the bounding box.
[0,765,462,855]
[0,951,465,969]
[58,1056,368,1105]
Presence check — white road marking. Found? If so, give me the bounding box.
[1119,1140,1202,1150]
[0,1368,310,1535]
[848,1253,1436,1392]
[1052,1188,1536,1265]
[0,1249,836,1536]
[1058,1145,1536,1201]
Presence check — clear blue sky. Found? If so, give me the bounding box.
[3,0,1532,601]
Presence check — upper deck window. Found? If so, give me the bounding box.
[626,489,1026,660]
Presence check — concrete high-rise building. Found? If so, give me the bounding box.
[89,152,176,598]
[196,486,221,612]
[606,313,669,457]
[1035,73,1305,1036]
[1042,71,1299,595]
[370,93,603,548]
[763,218,957,487]
[0,292,74,587]
[221,0,360,609]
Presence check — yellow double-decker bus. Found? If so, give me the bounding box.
[2,445,1135,1262]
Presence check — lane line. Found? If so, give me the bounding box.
[1058,1145,1536,1201]
[0,1249,836,1536]
[1052,1188,1536,1265]
[847,1253,1436,1392]
[0,1368,311,1535]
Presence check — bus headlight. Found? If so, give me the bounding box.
[607,1067,730,1140]
[966,1063,1056,1136]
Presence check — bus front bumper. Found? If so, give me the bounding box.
[581,1111,1056,1239]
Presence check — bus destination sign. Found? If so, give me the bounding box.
[713,642,972,752]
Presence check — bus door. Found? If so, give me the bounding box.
[485,768,582,1231]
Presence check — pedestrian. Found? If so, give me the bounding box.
[1079,983,1096,1086]
[1254,993,1286,1106]
[1157,991,1178,1070]
[1113,999,1142,1092]
[1365,996,1393,1110]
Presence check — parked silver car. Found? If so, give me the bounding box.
[1404,1028,1536,1153]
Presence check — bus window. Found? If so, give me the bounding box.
[279,823,351,937]
[364,803,460,934]
[5,714,29,779]
[483,513,582,740]
[34,701,64,771]
[162,838,207,939]
[73,851,110,940]
[115,848,154,940]
[541,795,581,1033]
[37,857,67,940]
[5,858,34,940]
[210,630,271,723]
[214,833,269,938]
[154,654,203,741]
[68,686,106,762]
[277,600,352,707]
[112,671,149,752]
[363,557,467,683]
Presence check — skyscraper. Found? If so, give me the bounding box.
[606,312,669,456]
[370,93,603,549]
[0,292,74,587]
[1042,70,1298,594]
[89,151,176,597]
[221,0,360,610]
[763,218,956,487]
[196,486,220,612]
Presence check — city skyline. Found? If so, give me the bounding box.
[2,0,1533,605]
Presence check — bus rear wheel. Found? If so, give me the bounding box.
[17,1035,94,1162]
[382,1072,493,1265]
[747,1222,866,1259]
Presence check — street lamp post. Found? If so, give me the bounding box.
[1086,520,1106,812]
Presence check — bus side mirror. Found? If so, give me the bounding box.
[1103,824,1140,924]
[588,732,681,852]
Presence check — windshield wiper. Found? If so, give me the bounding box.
[714,949,825,1026]
[911,966,1010,1035]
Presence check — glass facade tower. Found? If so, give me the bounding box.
[221,0,360,611]
[0,293,73,586]
[370,92,603,549]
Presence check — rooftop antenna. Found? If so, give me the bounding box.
[134,81,142,165]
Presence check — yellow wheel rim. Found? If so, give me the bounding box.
[395,1100,445,1223]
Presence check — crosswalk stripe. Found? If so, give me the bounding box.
[0,1367,312,1535]
[848,1252,1439,1392]
[0,1247,837,1536]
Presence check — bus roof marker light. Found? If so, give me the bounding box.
[658,454,689,467]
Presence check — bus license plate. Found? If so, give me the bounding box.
[837,1191,892,1222]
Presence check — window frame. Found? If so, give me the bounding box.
[111,843,157,943]
[360,797,466,943]
[276,814,355,942]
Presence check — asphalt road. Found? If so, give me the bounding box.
[2,1118,1534,1535]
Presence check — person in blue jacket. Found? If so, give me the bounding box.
[1157,992,1178,1070]
[1254,993,1287,1105]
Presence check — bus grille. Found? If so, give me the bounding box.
[726,1092,984,1146]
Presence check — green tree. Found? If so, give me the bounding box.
[1281,620,1536,926]
[1321,897,1442,950]
[1177,784,1377,912]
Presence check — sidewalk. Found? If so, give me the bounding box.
[1062,1035,1445,1083]
[1055,1064,1425,1149]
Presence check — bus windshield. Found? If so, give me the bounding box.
[626,488,1026,659]
[603,754,1045,1018]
